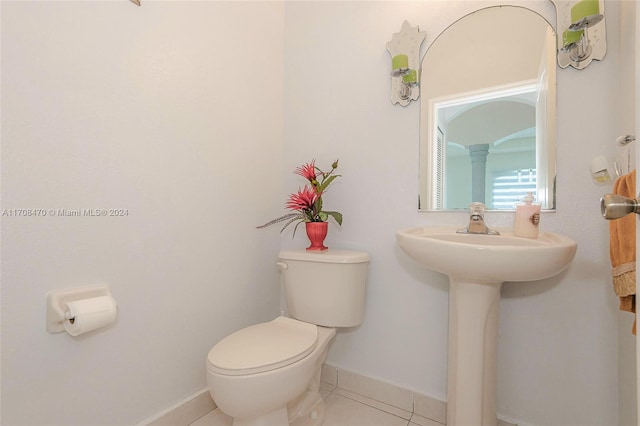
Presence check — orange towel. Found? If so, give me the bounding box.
[609,169,636,334]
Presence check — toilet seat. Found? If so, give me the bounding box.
[207,316,318,376]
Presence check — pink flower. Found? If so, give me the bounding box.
[286,186,319,212]
[294,160,317,184]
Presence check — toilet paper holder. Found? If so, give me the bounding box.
[46,285,113,333]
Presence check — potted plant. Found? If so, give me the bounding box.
[258,159,342,251]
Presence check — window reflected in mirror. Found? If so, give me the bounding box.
[432,84,537,210]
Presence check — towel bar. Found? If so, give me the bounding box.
[601,193,640,219]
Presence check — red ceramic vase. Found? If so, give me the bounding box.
[305,221,328,252]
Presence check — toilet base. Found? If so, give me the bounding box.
[289,392,325,426]
[232,407,288,426]
[228,376,326,426]
[288,366,326,426]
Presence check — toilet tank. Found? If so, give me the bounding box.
[278,250,369,328]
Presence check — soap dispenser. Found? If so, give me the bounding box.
[514,192,540,238]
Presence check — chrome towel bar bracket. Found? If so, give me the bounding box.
[616,135,636,146]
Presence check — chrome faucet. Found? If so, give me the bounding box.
[457,202,500,235]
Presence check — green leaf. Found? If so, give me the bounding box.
[325,211,342,226]
[314,197,323,213]
[317,175,339,193]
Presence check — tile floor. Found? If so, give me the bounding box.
[189,382,444,426]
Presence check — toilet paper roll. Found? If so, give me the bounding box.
[63,296,117,336]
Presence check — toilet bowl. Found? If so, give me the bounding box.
[207,317,335,426]
[206,249,369,426]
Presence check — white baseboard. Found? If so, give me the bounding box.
[137,388,216,426]
[323,364,517,426]
[324,364,446,424]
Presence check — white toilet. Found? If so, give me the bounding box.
[206,249,369,426]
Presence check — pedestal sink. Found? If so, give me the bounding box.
[396,226,577,426]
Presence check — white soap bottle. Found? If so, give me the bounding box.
[514,192,540,238]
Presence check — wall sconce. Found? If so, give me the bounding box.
[551,0,606,70]
[390,54,419,101]
[387,21,426,106]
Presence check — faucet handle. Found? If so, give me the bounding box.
[459,202,499,235]
[469,202,486,216]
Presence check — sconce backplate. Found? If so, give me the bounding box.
[551,0,606,70]
[386,21,426,106]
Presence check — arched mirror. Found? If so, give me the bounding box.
[419,6,557,211]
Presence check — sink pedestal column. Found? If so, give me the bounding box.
[447,278,501,426]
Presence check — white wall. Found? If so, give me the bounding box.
[284,1,622,424]
[1,2,284,424]
[1,1,631,425]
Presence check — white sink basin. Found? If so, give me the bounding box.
[396,226,577,425]
[396,226,577,283]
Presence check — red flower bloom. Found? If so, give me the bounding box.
[294,160,317,184]
[286,186,319,212]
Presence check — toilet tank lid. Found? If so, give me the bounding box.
[279,249,369,264]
